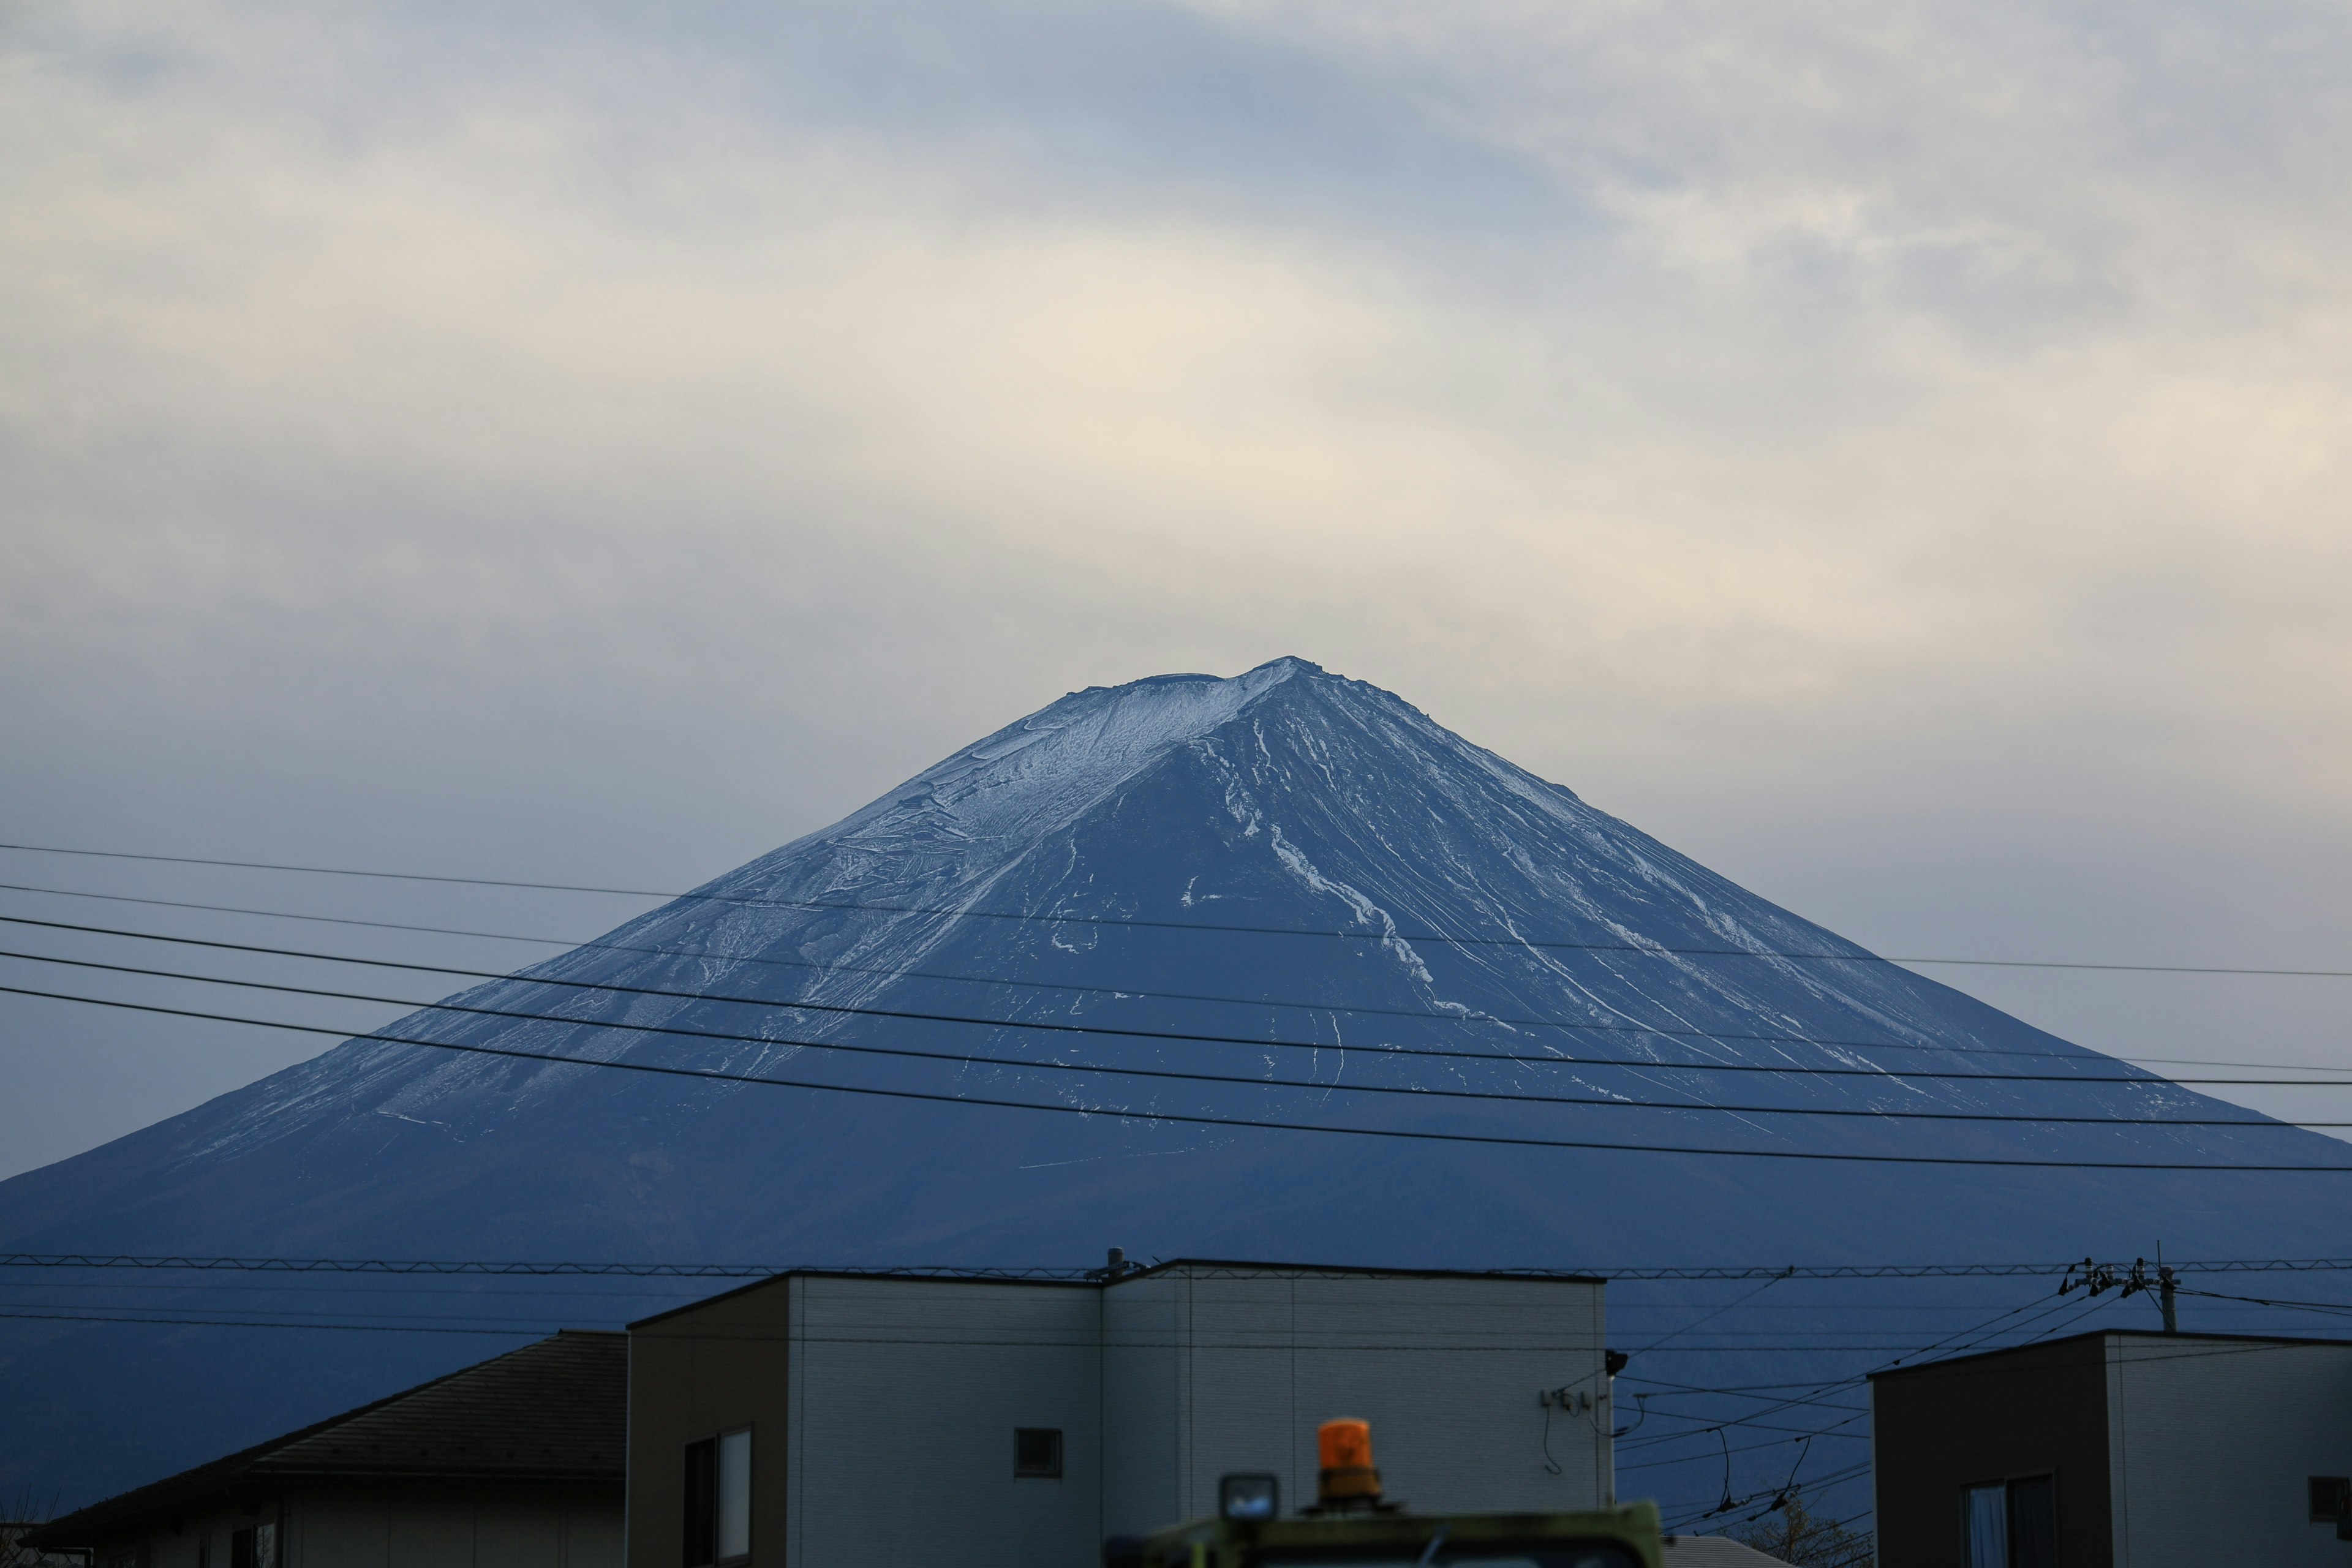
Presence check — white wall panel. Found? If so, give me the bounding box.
[1102,1268,1607,1536]
[785,1278,1103,1568]
[1104,1273,1184,1539]
[2108,1336,2352,1568]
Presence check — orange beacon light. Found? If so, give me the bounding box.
[1315,1419,1382,1509]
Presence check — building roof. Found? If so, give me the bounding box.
[26,1330,623,1550]
[628,1256,1607,1329]
[1867,1327,2352,1381]
[1,1524,89,1568]
[1660,1536,1788,1566]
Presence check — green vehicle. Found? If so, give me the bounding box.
[1105,1420,1665,1568]
[1105,1502,1666,1568]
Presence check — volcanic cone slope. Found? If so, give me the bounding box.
[4,657,2345,1502]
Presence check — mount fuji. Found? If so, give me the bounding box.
[5,657,2345,1510]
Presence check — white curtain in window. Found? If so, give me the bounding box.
[718,1428,753,1560]
[1966,1483,2008,1568]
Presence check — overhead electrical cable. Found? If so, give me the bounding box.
[10,922,2352,1098]
[9,978,2352,1170]
[10,1253,2350,1280]
[9,884,2347,1079]
[1618,1416,1870,1472]
[1615,1291,2117,1459]
[1627,1270,1796,1355]
[0,1305,2138,1360]
[5,842,2345,977]
[2172,1284,2352,1318]
[0,1307,548,1336]
[0,1276,703,1301]
[8,946,2349,1128]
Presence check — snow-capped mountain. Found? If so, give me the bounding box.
[4,657,2343,1506]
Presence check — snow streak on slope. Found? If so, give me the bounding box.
[196,656,2232,1169]
[2,657,2346,1507]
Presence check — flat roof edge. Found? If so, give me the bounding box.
[1868,1327,2352,1380]
[627,1259,1608,1328]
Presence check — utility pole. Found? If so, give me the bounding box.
[2158,1265,2177,1333]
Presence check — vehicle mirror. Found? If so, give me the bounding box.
[1221,1473,1281,1521]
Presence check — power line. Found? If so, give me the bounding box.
[13,880,2348,1080]
[1620,1418,1870,1473]
[1628,1270,1796,1355]
[21,914,2054,1085]
[2174,1284,2352,1317]
[16,918,2352,1101]
[10,1253,2350,1280]
[0,1276,703,1300]
[0,882,2022,1064]
[17,942,2351,1128]
[0,1286,2115,1313]
[12,978,2352,1171]
[0,1308,544,1336]
[0,1253,979,1278]
[0,1305,2079,1358]
[1616,1291,2116,1461]
[1661,1460,1875,1531]
[6,842,2345,978]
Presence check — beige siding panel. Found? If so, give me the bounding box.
[628,1276,794,1568]
[2108,1336,2352,1568]
[631,1266,1607,1562]
[560,1500,624,1568]
[1185,1271,1608,1521]
[384,1500,472,1568]
[1103,1273,1184,1539]
[290,1495,389,1568]
[281,1491,617,1568]
[121,1505,251,1568]
[472,1501,562,1568]
[1102,1268,1607,1536]
[1173,1272,1294,1526]
[786,1278,1104,1568]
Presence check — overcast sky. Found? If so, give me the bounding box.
[5,0,2351,1182]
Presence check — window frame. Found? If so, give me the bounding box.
[1962,1480,2007,1568]
[683,1425,753,1568]
[1013,1426,1065,1480]
[2005,1472,2057,1568]
[1959,1472,2059,1568]
[715,1427,752,1563]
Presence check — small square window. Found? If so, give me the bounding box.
[2311,1476,2350,1522]
[1014,1427,1063,1479]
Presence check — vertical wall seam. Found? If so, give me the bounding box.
[790,1276,805,1568]
[1603,1286,1611,1508]
[1097,1275,1107,1552]
[2117,1335,2135,1568]
[619,1336,631,1568]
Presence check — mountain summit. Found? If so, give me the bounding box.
[5,657,2346,1500]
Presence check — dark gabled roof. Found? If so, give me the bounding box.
[627,1256,1607,1329]
[27,1330,622,1550]
[1868,1327,2352,1382]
